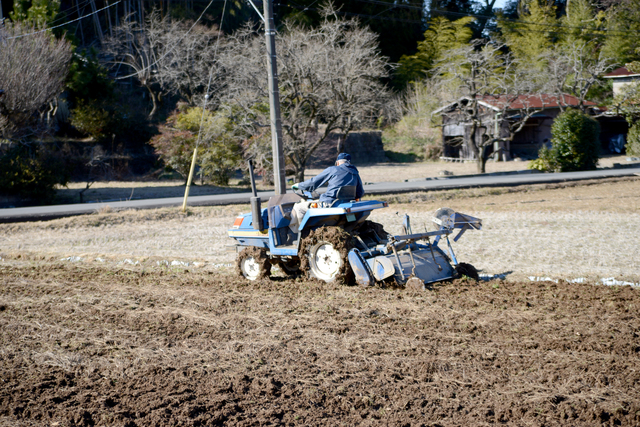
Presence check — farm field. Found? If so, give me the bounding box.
[1,176,639,426]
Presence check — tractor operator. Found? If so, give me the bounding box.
[288,153,364,234]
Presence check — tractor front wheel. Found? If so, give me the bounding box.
[237,247,271,281]
[300,226,354,285]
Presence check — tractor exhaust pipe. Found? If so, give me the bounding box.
[248,160,264,231]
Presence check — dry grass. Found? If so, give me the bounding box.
[2,177,639,283]
[56,180,244,204]
[0,207,235,266]
[54,155,638,203]
[309,154,636,183]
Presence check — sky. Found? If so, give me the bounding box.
[494,0,510,10]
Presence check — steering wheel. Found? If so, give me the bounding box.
[292,187,318,200]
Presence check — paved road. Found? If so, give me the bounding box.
[1,167,638,223]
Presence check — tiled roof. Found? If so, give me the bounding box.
[603,67,640,78]
[478,94,597,110]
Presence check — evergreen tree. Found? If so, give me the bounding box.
[9,0,61,29]
[540,0,614,107]
[601,0,640,66]
[397,16,475,84]
[536,108,600,171]
[498,0,559,69]
[563,0,605,46]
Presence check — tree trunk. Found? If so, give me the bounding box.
[477,146,488,173]
[466,126,482,173]
[336,134,344,154]
[145,84,158,118]
[295,168,305,183]
[476,158,487,174]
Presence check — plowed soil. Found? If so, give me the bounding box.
[1,263,639,426]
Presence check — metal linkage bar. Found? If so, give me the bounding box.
[389,230,450,245]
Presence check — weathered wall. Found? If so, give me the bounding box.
[307,131,388,167]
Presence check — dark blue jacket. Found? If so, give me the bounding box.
[298,162,365,204]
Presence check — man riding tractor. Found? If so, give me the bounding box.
[289,153,364,233]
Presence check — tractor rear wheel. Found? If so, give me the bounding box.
[300,226,354,285]
[237,247,271,281]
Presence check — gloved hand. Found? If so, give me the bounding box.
[292,183,299,190]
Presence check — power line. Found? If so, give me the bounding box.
[286,1,634,37]
[351,0,425,11]
[3,0,95,27]
[284,0,424,12]
[20,0,96,28]
[298,0,322,13]
[433,8,636,36]
[206,0,229,100]
[183,0,230,210]
[114,0,217,80]
[280,0,638,37]
[280,2,424,24]
[7,1,121,39]
[365,4,407,25]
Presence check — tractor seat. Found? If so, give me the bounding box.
[330,185,357,207]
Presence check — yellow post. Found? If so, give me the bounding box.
[181,145,199,212]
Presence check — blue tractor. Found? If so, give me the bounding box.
[228,163,481,288]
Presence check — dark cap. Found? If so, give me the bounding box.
[336,153,351,162]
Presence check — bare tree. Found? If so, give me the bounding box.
[0,23,72,139]
[435,41,548,173]
[102,10,223,117]
[152,20,224,106]
[219,7,392,182]
[543,43,615,112]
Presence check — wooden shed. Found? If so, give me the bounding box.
[435,94,598,160]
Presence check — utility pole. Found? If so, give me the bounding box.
[263,0,287,195]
